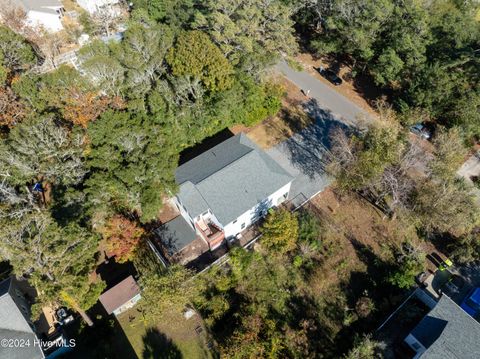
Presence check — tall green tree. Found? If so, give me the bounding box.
[428,127,467,181]
[0,184,103,325]
[260,208,299,254]
[0,26,36,75]
[193,0,298,70]
[86,110,178,223]
[0,116,86,186]
[413,179,479,235]
[139,264,197,321]
[166,30,234,93]
[329,118,402,191]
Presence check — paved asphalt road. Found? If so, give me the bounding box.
[276,60,373,127]
[266,60,377,207]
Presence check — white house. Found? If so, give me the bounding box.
[76,0,120,14]
[11,0,64,32]
[162,133,293,255]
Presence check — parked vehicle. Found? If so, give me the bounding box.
[409,123,432,140]
[317,67,343,85]
[460,287,480,317]
[55,307,74,326]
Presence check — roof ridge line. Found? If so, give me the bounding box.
[194,145,254,186]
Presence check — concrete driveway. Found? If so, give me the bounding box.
[267,99,352,208]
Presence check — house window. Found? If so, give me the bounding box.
[202,211,209,216]
[241,223,246,229]
[233,220,237,224]
[283,192,289,199]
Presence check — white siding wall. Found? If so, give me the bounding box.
[223,182,292,239]
[27,11,63,32]
[171,197,195,231]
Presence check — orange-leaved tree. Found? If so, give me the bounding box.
[101,215,144,263]
[0,86,28,127]
[62,87,124,128]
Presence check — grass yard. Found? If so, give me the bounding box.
[116,306,213,359]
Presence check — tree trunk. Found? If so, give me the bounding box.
[77,307,94,327]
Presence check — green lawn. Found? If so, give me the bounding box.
[116,306,213,359]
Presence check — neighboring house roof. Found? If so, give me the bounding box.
[155,216,198,255]
[12,0,63,14]
[0,278,44,359]
[411,295,480,358]
[99,276,140,314]
[176,133,293,225]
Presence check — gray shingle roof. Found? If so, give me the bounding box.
[0,278,44,359]
[411,295,480,358]
[156,216,198,255]
[175,133,293,225]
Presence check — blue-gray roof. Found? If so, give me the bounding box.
[156,216,197,255]
[411,295,480,358]
[0,278,44,359]
[175,133,293,225]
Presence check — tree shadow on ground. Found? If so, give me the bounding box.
[62,303,138,359]
[332,237,407,356]
[142,328,182,359]
[95,256,137,289]
[281,98,353,179]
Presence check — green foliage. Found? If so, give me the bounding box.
[297,211,322,246]
[388,258,421,289]
[193,0,297,69]
[195,247,313,357]
[13,65,90,113]
[449,91,480,141]
[331,120,403,191]
[166,31,234,93]
[130,0,195,28]
[413,179,479,235]
[450,234,480,265]
[300,0,480,138]
[0,201,103,312]
[86,110,178,223]
[429,127,467,181]
[139,264,197,321]
[0,26,36,73]
[260,208,299,254]
[79,12,96,36]
[344,334,381,359]
[388,244,425,289]
[0,116,86,186]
